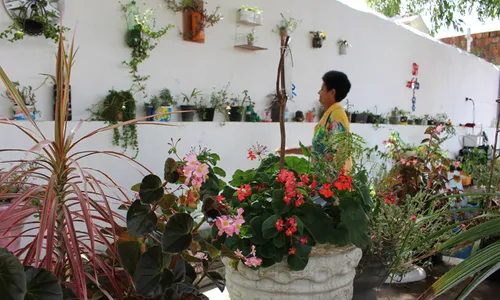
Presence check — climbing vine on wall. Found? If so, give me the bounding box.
[121,1,174,96]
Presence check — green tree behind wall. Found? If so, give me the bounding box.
[365,0,500,33]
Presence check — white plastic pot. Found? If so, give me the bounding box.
[238,10,263,25]
[224,245,362,300]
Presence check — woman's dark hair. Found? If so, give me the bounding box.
[322,71,351,102]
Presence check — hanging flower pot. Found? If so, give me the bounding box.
[338,40,350,55]
[312,36,323,48]
[310,31,326,49]
[125,1,141,47]
[191,12,205,42]
[23,18,44,36]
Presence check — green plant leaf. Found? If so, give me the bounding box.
[24,267,63,300]
[163,282,208,300]
[284,156,310,174]
[287,253,309,271]
[260,242,276,259]
[117,240,142,276]
[213,167,226,177]
[127,199,158,238]
[339,198,369,248]
[134,246,175,298]
[230,169,256,187]
[293,215,304,235]
[272,189,290,214]
[239,225,254,239]
[131,183,141,192]
[162,213,194,253]
[0,249,26,299]
[262,215,281,239]
[296,203,334,244]
[158,194,176,210]
[139,174,164,204]
[273,232,286,248]
[299,142,312,157]
[164,158,179,183]
[250,214,270,245]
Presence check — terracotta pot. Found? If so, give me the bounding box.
[0,205,24,251]
[224,245,362,300]
[306,111,315,122]
[191,12,205,42]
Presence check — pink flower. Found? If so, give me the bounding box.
[400,158,406,164]
[410,216,417,222]
[453,161,460,168]
[234,249,245,259]
[245,256,262,267]
[461,224,467,231]
[300,236,308,245]
[434,124,444,135]
[215,208,246,237]
[382,140,387,145]
[420,227,426,231]
[288,247,296,255]
[371,235,375,239]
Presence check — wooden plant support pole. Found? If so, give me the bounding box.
[486,98,500,209]
[277,29,290,169]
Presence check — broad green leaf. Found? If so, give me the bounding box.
[131,183,141,192]
[287,253,309,271]
[284,156,310,174]
[273,232,286,248]
[164,158,179,183]
[230,169,257,187]
[293,215,304,235]
[134,246,175,298]
[339,198,369,248]
[162,213,194,253]
[272,189,290,215]
[213,167,226,177]
[260,242,276,259]
[262,215,281,239]
[24,267,63,300]
[296,203,335,243]
[0,249,26,299]
[250,214,270,245]
[117,240,142,276]
[127,200,158,238]
[158,194,176,210]
[239,225,254,239]
[139,174,164,204]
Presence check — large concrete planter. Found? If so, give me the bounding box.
[224,245,362,300]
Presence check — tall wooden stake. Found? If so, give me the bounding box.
[277,30,290,169]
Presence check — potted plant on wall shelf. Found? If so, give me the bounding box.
[180,88,201,121]
[310,31,327,48]
[165,0,222,43]
[88,89,139,156]
[247,31,255,46]
[238,5,263,25]
[2,81,38,120]
[227,90,251,122]
[155,88,177,122]
[389,107,401,125]
[306,108,315,122]
[338,39,350,55]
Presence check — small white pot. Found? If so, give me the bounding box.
[238,10,263,25]
[384,264,427,284]
[224,245,362,300]
[339,44,348,55]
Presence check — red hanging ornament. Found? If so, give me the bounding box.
[412,63,419,76]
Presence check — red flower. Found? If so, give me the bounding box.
[283,195,291,205]
[237,184,252,201]
[248,150,256,161]
[275,219,285,231]
[310,180,318,189]
[300,174,310,185]
[295,193,304,207]
[300,236,308,245]
[410,215,417,222]
[288,247,296,255]
[216,195,225,202]
[285,217,298,237]
[383,197,396,205]
[319,184,334,198]
[256,183,267,192]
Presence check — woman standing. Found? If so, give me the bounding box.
[280,70,352,169]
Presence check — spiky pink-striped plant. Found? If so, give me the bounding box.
[0,29,162,299]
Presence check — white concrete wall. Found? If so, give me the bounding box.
[0,0,498,183]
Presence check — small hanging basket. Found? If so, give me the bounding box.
[20,1,48,36]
